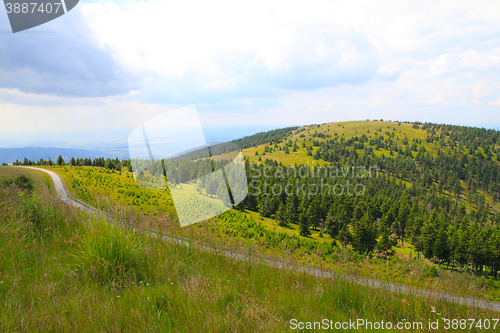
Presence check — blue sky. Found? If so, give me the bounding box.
[1,0,500,148]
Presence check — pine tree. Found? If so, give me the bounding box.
[285,195,298,224]
[352,213,377,254]
[376,225,394,255]
[299,212,311,236]
[275,202,287,226]
[420,210,437,259]
[326,207,341,238]
[308,196,322,229]
[338,224,352,249]
[56,155,65,166]
[433,225,450,264]
[486,228,500,277]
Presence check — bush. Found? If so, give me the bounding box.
[3,175,33,192]
[423,264,439,278]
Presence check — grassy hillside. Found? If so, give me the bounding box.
[26,163,498,301]
[12,120,500,304]
[0,165,54,195]
[239,121,500,276]
[243,120,499,167]
[0,169,498,332]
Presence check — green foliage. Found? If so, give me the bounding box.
[423,264,439,278]
[376,225,396,255]
[56,155,65,166]
[351,213,377,254]
[274,202,287,226]
[231,126,299,149]
[241,120,500,277]
[299,212,311,236]
[19,193,48,234]
[3,175,34,192]
[216,211,335,256]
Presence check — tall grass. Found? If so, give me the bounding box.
[76,218,149,287]
[0,183,498,332]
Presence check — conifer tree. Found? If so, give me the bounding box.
[352,213,377,254]
[275,202,287,226]
[299,212,311,236]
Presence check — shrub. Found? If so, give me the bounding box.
[3,175,33,192]
[423,264,439,278]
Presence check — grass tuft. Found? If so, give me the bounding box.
[76,218,149,287]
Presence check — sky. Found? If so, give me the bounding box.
[1,0,500,149]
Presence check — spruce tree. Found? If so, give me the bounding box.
[299,212,311,236]
[352,213,377,254]
[275,202,287,226]
[338,224,352,249]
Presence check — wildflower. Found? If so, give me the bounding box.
[431,306,436,313]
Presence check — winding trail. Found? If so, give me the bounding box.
[18,166,500,312]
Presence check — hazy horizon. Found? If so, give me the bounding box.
[2,120,500,153]
[1,0,499,148]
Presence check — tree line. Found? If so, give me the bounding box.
[14,156,130,171]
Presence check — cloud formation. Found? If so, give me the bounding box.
[1,0,500,145]
[0,7,138,98]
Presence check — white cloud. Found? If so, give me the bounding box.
[3,0,500,142]
[80,1,384,77]
[81,0,299,77]
[430,54,451,75]
[428,93,444,104]
[489,98,500,105]
[461,48,500,71]
[205,78,238,91]
[473,81,491,102]
[429,47,500,77]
